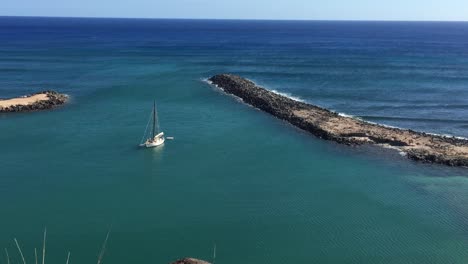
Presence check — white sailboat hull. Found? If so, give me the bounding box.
[142,132,165,148]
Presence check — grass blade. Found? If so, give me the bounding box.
[65,251,70,264]
[35,248,38,264]
[213,243,216,264]
[14,238,26,264]
[42,228,46,264]
[4,248,10,264]
[96,229,111,264]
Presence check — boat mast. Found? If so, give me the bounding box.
[152,100,156,139]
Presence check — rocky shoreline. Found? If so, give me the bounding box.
[209,74,468,167]
[0,91,68,113]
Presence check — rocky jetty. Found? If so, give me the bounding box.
[0,91,67,113]
[170,258,211,264]
[209,74,468,167]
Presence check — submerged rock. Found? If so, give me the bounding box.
[209,74,468,167]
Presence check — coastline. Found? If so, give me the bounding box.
[0,91,68,113]
[208,74,468,167]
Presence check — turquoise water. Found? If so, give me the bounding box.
[1,17,468,263]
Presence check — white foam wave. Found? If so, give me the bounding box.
[203,78,306,103]
[426,132,468,140]
[202,78,212,85]
[363,119,402,129]
[270,90,305,103]
[360,118,468,140]
[336,111,412,130]
[202,78,222,90]
[202,78,247,104]
[337,112,355,118]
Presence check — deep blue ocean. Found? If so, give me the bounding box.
[1,17,468,264]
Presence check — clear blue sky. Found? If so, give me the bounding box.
[2,0,468,21]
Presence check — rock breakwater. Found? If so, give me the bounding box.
[209,74,468,167]
[0,91,67,113]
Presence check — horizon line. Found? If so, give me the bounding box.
[1,15,468,23]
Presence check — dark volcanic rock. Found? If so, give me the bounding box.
[209,74,468,167]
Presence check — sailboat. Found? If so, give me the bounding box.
[140,101,165,148]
